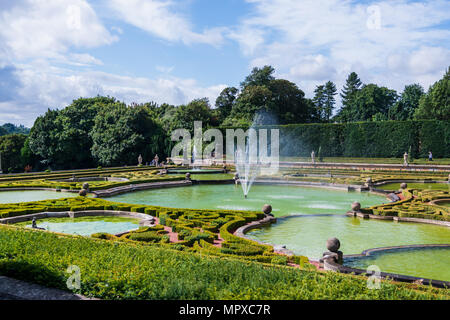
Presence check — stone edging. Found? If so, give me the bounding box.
[346,211,450,227]
[93,180,192,198]
[324,244,450,289]
[0,210,155,228]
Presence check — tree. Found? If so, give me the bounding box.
[351,84,398,121]
[227,85,272,126]
[323,81,337,121]
[388,84,424,120]
[215,87,238,123]
[0,126,7,136]
[267,79,311,124]
[0,134,27,172]
[27,96,116,169]
[313,85,326,121]
[414,67,449,120]
[0,123,30,135]
[90,103,165,166]
[27,108,62,169]
[337,72,363,122]
[240,65,275,88]
[173,98,213,132]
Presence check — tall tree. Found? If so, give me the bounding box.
[215,87,238,123]
[173,98,213,132]
[323,81,337,121]
[388,84,424,120]
[90,103,164,166]
[414,67,449,120]
[240,65,275,88]
[0,134,27,173]
[337,72,363,122]
[351,84,398,121]
[313,85,326,121]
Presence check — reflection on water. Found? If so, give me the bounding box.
[109,184,386,217]
[345,247,450,281]
[246,215,450,259]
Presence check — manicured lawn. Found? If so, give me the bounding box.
[0,225,448,300]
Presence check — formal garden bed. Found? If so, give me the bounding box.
[0,224,448,300]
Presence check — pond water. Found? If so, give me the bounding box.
[344,247,450,282]
[17,216,139,237]
[379,182,450,192]
[245,215,450,259]
[0,190,79,204]
[108,184,386,217]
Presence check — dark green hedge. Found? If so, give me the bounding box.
[223,120,450,158]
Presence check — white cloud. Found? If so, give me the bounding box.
[233,0,450,97]
[0,63,227,126]
[108,0,225,46]
[0,0,117,64]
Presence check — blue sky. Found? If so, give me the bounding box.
[0,0,449,126]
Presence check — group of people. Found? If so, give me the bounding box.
[138,154,171,167]
[309,150,433,165]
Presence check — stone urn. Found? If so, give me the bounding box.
[185,172,191,181]
[262,204,273,215]
[79,189,87,197]
[351,201,361,212]
[365,177,373,187]
[320,237,344,266]
[82,182,89,191]
[400,183,408,190]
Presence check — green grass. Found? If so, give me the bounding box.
[0,225,447,300]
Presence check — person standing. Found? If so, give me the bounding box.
[428,151,433,161]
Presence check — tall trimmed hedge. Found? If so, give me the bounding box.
[221,120,450,158]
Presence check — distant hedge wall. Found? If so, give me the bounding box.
[220,120,450,158]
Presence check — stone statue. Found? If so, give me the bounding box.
[351,202,361,212]
[403,152,408,166]
[138,154,143,166]
[185,172,191,181]
[154,154,159,167]
[311,150,315,164]
[262,204,273,216]
[320,237,343,265]
[31,217,45,230]
[234,173,240,185]
[31,217,37,228]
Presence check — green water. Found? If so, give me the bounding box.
[108,184,386,217]
[246,216,450,259]
[0,190,79,204]
[18,216,139,236]
[345,247,450,281]
[380,182,450,191]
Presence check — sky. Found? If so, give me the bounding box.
[0,0,449,127]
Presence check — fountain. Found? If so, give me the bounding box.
[234,136,259,199]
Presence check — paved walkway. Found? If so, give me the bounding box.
[0,276,95,300]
